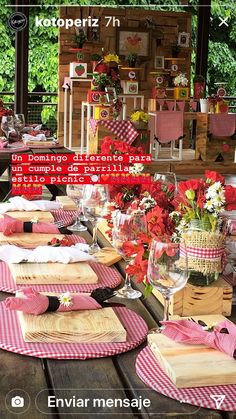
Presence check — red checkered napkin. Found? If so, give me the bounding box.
[0,304,148,359]
[136,347,236,412]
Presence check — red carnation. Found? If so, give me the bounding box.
[205,170,225,184]
[225,185,236,211]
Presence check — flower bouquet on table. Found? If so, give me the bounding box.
[173,170,236,286]
[173,73,189,100]
[130,110,149,130]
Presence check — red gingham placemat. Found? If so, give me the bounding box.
[0,234,121,294]
[136,346,236,412]
[89,119,138,144]
[0,304,148,359]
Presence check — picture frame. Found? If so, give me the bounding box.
[105,87,117,103]
[177,32,190,47]
[116,28,150,59]
[154,56,164,69]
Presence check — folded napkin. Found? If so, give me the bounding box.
[0,197,61,213]
[4,287,102,315]
[0,243,94,264]
[0,214,60,236]
[22,133,46,142]
[161,319,236,358]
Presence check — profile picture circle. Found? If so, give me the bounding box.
[8,12,27,31]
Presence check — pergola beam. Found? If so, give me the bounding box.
[195,0,211,83]
[14,0,29,119]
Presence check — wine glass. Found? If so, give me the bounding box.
[14,114,25,138]
[82,185,109,254]
[154,171,177,197]
[112,210,147,299]
[1,116,14,141]
[66,185,87,232]
[147,239,188,332]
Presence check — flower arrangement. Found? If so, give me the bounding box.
[173,73,188,87]
[107,170,236,291]
[103,54,120,64]
[47,237,70,247]
[101,136,143,156]
[173,170,236,237]
[130,110,149,124]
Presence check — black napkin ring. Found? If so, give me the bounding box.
[45,296,60,312]
[23,222,33,233]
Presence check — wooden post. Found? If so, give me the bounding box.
[14,0,29,120]
[195,0,211,83]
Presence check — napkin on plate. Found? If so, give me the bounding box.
[4,287,102,315]
[161,319,236,358]
[0,214,60,236]
[0,243,94,264]
[0,197,61,213]
[22,133,46,142]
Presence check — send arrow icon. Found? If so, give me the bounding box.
[210,395,226,409]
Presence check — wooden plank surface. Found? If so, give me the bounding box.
[9,261,98,285]
[0,232,62,249]
[148,314,236,388]
[18,306,127,343]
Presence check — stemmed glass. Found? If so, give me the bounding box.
[82,185,109,254]
[66,185,87,232]
[112,210,147,299]
[1,116,14,141]
[14,114,25,138]
[154,171,177,196]
[147,239,188,331]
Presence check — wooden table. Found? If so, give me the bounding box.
[0,224,234,419]
[0,145,73,201]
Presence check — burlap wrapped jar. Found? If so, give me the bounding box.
[180,231,225,286]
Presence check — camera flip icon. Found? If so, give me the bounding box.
[11,396,25,408]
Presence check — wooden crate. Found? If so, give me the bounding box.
[88,126,117,154]
[152,276,233,317]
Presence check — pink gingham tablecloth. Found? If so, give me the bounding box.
[209,114,236,137]
[136,346,236,412]
[89,119,138,144]
[149,111,184,143]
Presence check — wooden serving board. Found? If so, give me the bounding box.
[9,262,98,284]
[17,302,127,343]
[56,196,77,210]
[148,314,236,388]
[94,247,122,266]
[3,211,54,223]
[0,233,63,249]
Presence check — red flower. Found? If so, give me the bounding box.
[225,185,236,211]
[146,206,166,238]
[114,192,125,209]
[100,136,114,154]
[122,241,138,257]
[205,170,225,184]
[178,179,202,196]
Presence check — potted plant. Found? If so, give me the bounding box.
[103,53,120,70]
[130,110,149,130]
[173,73,189,100]
[74,29,87,49]
[126,53,138,68]
[91,53,102,71]
[193,75,205,100]
[171,44,181,58]
[93,73,111,91]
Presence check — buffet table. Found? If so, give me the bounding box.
[0,222,233,418]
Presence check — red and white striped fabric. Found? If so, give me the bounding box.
[136,346,236,412]
[89,119,138,144]
[180,245,225,260]
[52,209,77,226]
[0,304,148,359]
[0,235,121,294]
